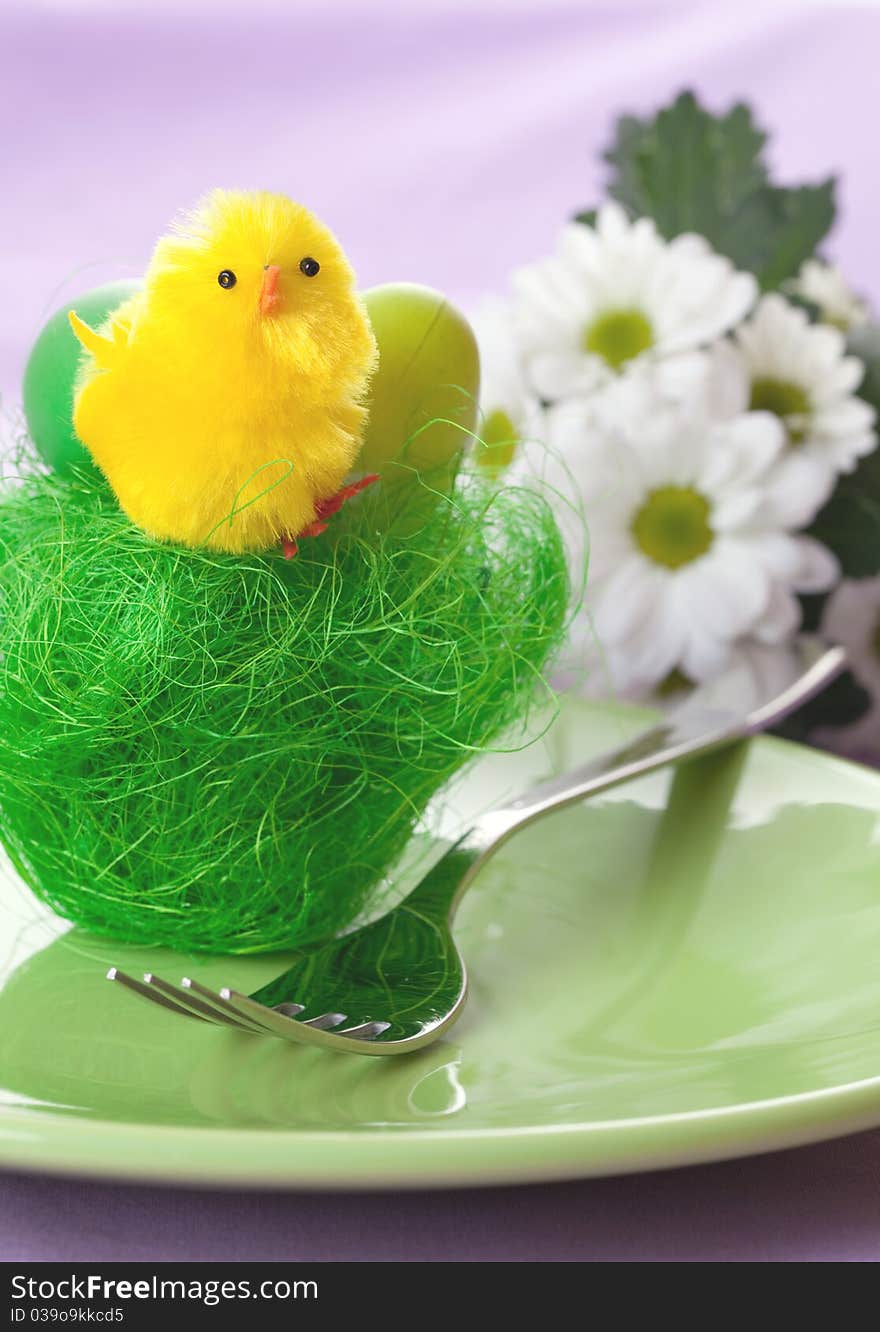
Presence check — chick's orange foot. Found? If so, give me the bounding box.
[314,472,381,520]
[280,473,380,558]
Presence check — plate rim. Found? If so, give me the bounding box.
[6,1069,880,1189]
[2,713,880,1190]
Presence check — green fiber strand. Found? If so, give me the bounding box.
[0,460,569,954]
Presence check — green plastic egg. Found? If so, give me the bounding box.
[22,280,143,476]
[359,284,480,526]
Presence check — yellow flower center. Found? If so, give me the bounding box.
[656,667,694,697]
[477,409,519,475]
[584,309,654,370]
[749,377,810,444]
[632,486,713,569]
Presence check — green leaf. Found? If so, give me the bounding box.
[809,484,880,578]
[846,324,880,407]
[740,183,836,291]
[598,90,836,289]
[798,591,828,635]
[808,323,880,577]
[572,207,598,229]
[604,94,766,238]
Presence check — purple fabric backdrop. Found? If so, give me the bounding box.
[3,0,880,404]
[3,1129,880,1262]
[4,0,880,1263]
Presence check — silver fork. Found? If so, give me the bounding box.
[108,640,845,1055]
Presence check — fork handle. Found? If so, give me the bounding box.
[421,642,846,919]
[472,643,844,850]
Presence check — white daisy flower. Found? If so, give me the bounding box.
[726,293,876,477]
[543,369,838,694]
[469,299,542,476]
[788,258,871,332]
[634,340,840,530]
[814,576,880,758]
[510,202,757,400]
[645,638,807,712]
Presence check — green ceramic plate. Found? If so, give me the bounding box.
[2,697,880,1189]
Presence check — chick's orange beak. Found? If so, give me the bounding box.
[259,264,281,316]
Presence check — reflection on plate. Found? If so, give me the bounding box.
[2,699,880,1188]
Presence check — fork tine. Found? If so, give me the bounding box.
[176,976,270,1034]
[106,967,209,1022]
[111,969,413,1050]
[141,973,261,1033]
[220,988,392,1044]
[219,987,321,1039]
[338,1020,392,1040]
[301,1012,348,1030]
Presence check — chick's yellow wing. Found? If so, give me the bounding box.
[68,309,132,371]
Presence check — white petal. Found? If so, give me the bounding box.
[526,349,609,400]
[752,584,802,643]
[596,200,636,244]
[711,488,764,531]
[704,341,752,419]
[811,356,864,402]
[790,260,872,331]
[607,588,685,690]
[699,412,784,496]
[593,556,663,647]
[791,536,839,592]
[675,546,770,638]
[813,396,876,435]
[679,623,733,681]
[756,452,836,530]
[677,639,804,713]
[803,425,877,474]
[748,533,806,580]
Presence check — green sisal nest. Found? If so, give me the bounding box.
[0,461,569,953]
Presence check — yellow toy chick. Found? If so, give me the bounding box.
[69,190,378,554]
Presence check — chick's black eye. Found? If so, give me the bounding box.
[217,269,237,289]
[299,257,320,277]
